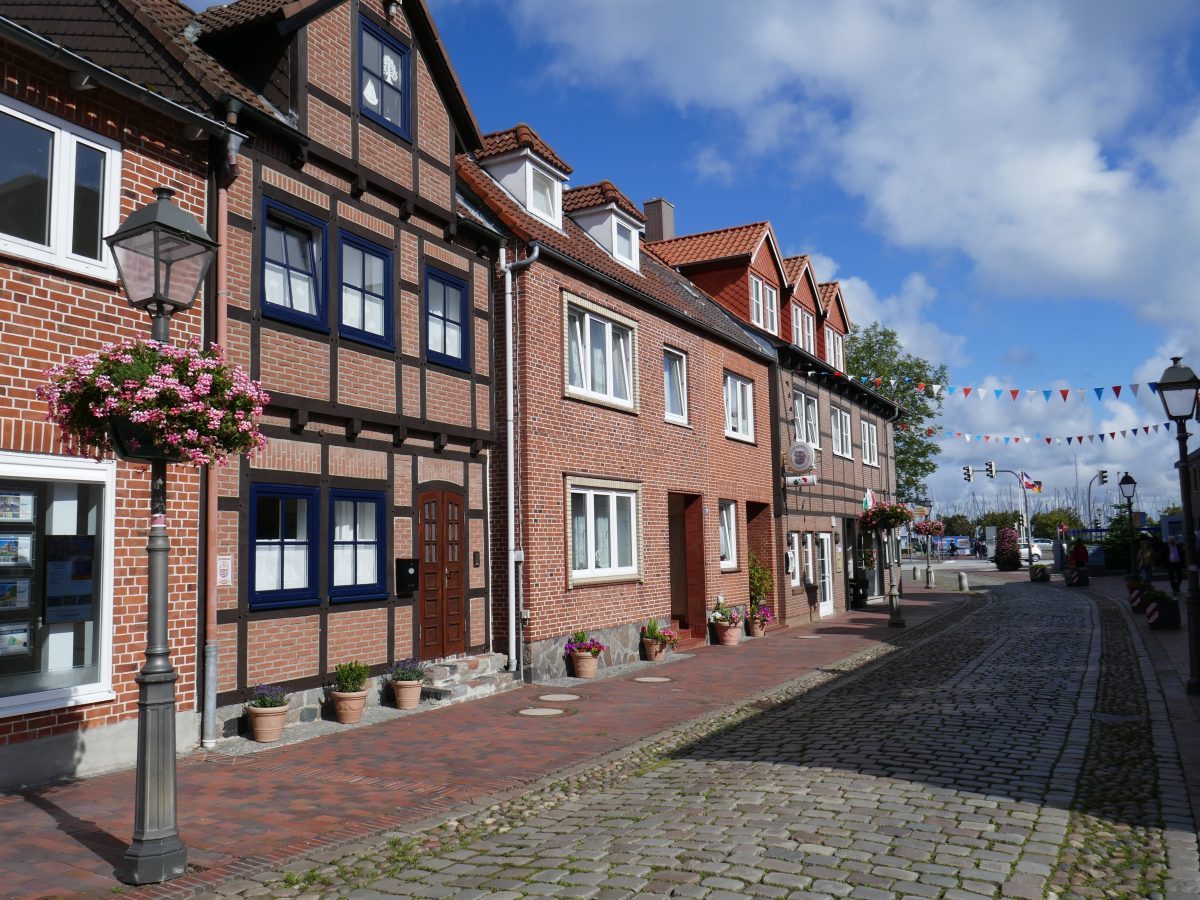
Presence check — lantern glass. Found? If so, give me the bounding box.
[1118,473,1137,500]
[1158,358,1200,421]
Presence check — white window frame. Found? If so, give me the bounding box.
[663,347,688,425]
[0,451,116,718]
[565,296,637,411]
[793,306,815,353]
[788,532,802,587]
[527,161,561,227]
[613,218,638,269]
[824,325,845,371]
[719,499,738,570]
[764,283,778,334]
[793,390,820,448]
[749,275,764,327]
[566,477,641,585]
[0,95,122,281]
[861,420,879,467]
[831,406,853,458]
[803,532,815,585]
[724,372,755,442]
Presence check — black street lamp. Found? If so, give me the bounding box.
[107,187,216,885]
[1157,357,1200,695]
[1118,472,1137,578]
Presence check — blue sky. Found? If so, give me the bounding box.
[195,0,1200,518]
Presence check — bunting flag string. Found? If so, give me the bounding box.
[825,370,1162,402]
[931,421,1173,447]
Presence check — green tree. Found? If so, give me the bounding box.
[844,323,948,502]
[1030,507,1084,538]
[1159,503,1182,518]
[976,510,1021,531]
[942,513,972,537]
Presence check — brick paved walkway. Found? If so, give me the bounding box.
[0,587,966,899]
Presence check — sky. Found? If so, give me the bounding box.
[195,0,1200,521]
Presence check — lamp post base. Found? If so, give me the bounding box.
[887,584,906,628]
[121,835,187,885]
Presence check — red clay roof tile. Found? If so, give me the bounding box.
[783,255,811,286]
[563,181,646,224]
[646,222,769,267]
[478,123,573,175]
[818,282,840,307]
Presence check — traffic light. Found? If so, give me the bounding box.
[1093,517,1101,528]
[1099,469,1108,485]
[962,465,973,483]
[985,461,996,478]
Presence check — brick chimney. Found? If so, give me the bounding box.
[643,198,675,243]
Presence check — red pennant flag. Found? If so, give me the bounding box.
[963,387,973,398]
[1014,437,1021,443]
[917,382,925,391]
[1045,437,1052,444]
[1144,426,1150,434]
[874,377,882,387]
[1110,432,1116,439]
[1112,385,1122,398]
[984,436,990,442]
[1060,389,1070,402]
[1010,389,1020,400]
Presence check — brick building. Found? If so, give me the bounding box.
[0,1,244,787]
[458,126,778,680]
[647,213,901,621]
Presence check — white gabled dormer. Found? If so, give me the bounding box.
[477,124,571,229]
[563,181,647,271]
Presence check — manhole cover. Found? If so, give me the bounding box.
[518,707,565,717]
[634,676,672,683]
[538,693,580,702]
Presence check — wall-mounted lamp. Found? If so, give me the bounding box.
[385,0,400,19]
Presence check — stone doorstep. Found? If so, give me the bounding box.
[426,651,510,684]
[422,670,521,707]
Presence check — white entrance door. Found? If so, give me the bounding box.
[816,533,834,617]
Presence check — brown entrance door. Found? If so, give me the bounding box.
[682,494,708,639]
[418,489,466,660]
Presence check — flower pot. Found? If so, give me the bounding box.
[713,622,740,646]
[572,651,599,678]
[747,620,765,638]
[1065,568,1089,587]
[642,638,665,661]
[392,680,423,710]
[331,689,368,723]
[247,704,288,743]
[1029,568,1050,583]
[108,417,185,463]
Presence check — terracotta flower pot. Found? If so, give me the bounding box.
[747,621,765,638]
[572,652,599,678]
[713,622,740,646]
[642,638,665,661]
[392,679,423,710]
[331,689,367,723]
[247,704,287,743]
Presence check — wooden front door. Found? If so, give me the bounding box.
[418,489,466,660]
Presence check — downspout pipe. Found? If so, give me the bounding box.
[499,244,539,675]
[201,106,243,749]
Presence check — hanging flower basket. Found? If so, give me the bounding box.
[913,519,945,537]
[859,501,912,532]
[38,338,269,466]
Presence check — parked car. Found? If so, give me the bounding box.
[1019,542,1042,563]
[1033,538,1057,558]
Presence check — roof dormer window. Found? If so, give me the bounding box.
[615,221,634,263]
[529,164,559,224]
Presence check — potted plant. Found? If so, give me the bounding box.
[746,600,774,637]
[1065,565,1089,587]
[246,684,288,743]
[564,630,605,678]
[1029,564,1050,583]
[859,501,913,532]
[709,600,743,646]
[38,338,269,465]
[388,658,426,709]
[640,619,679,661]
[994,527,1021,571]
[331,660,371,723]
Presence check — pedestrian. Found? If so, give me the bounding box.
[1136,538,1155,584]
[1166,536,1184,593]
[1069,538,1088,569]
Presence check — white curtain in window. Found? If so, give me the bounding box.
[616,495,633,568]
[568,309,585,389]
[589,317,607,394]
[612,327,630,401]
[256,546,280,592]
[719,501,735,564]
[571,493,588,571]
[664,352,685,418]
[282,545,307,589]
[594,494,611,568]
[831,408,843,452]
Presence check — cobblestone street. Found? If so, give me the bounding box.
[215,583,1200,900]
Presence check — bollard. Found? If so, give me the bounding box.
[925,567,934,589]
[912,565,919,580]
[887,583,906,628]
[957,571,969,592]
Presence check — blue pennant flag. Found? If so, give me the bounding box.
[1042,389,1052,402]
[1094,387,1103,401]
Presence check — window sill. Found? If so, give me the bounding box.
[565,388,637,416]
[0,685,115,720]
[832,451,854,460]
[863,460,880,468]
[0,245,118,287]
[569,572,643,588]
[665,416,692,429]
[724,431,756,445]
[719,564,741,574]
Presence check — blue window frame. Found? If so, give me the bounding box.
[329,489,386,602]
[359,18,411,140]
[425,266,470,371]
[249,484,320,611]
[338,232,393,349]
[261,198,328,331]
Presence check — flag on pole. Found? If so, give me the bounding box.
[1020,471,1042,493]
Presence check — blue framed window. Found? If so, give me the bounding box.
[339,232,393,349]
[425,266,470,371]
[250,484,320,611]
[261,198,327,330]
[359,18,411,140]
[330,489,386,602]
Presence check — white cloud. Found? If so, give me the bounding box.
[690,147,735,184]
[838,271,968,368]
[501,0,1200,334]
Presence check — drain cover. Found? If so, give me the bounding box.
[538,693,580,702]
[634,676,672,683]
[518,707,565,717]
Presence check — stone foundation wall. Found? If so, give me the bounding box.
[215,674,394,738]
